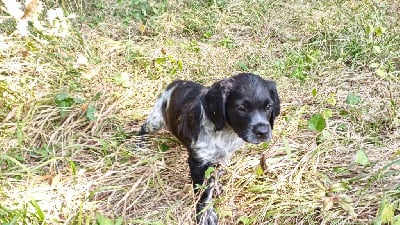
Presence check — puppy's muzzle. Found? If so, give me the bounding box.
[250,123,272,143]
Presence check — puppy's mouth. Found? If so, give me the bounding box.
[240,132,272,144]
[238,123,273,144]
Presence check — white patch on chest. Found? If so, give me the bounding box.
[191,106,244,165]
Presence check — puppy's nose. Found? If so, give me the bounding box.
[254,124,270,139]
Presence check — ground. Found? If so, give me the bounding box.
[0,0,399,224]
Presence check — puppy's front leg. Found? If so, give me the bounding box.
[188,156,219,225]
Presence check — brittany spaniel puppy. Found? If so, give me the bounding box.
[139,73,280,225]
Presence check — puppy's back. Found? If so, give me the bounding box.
[164,80,205,148]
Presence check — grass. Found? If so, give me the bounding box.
[0,0,399,224]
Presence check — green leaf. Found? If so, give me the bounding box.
[322,109,333,119]
[392,149,400,159]
[261,142,270,149]
[177,59,183,70]
[308,113,326,132]
[157,142,170,152]
[114,217,124,225]
[326,93,337,106]
[204,166,215,179]
[375,199,395,225]
[376,68,387,78]
[86,104,97,121]
[55,92,69,101]
[69,160,77,176]
[92,91,103,101]
[366,24,374,34]
[332,166,350,175]
[203,30,213,39]
[291,67,306,82]
[237,216,255,225]
[255,165,264,176]
[380,203,394,224]
[155,57,166,64]
[30,199,45,222]
[195,183,208,190]
[374,26,386,36]
[56,94,75,117]
[237,62,249,70]
[96,213,108,225]
[355,149,370,166]
[306,54,317,63]
[55,93,75,112]
[339,110,349,116]
[248,184,273,193]
[345,93,361,105]
[311,88,317,97]
[57,100,71,108]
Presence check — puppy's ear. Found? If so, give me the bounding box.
[202,79,233,131]
[267,81,280,129]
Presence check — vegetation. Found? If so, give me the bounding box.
[1,0,399,224]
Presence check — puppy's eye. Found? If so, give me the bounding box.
[237,105,247,112]
[265,104,272,110]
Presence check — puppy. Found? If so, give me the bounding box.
[139,73,280,225]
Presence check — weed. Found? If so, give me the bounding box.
[181,1,220,37]
[116,0,167,26]
[0,204,41,224]
[274,48,321,82]
[96,213,123,225]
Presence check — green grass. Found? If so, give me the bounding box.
[1,0,399,224]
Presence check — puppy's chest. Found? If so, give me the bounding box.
[191,121,244,165]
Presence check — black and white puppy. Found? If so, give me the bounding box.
[139,73,280,225]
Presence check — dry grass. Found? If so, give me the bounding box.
[1,0,399,224]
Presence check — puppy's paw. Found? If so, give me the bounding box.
[132,124,151,148]
[138,124,148,136]
[134,140,145,149]
[197,207,218,225]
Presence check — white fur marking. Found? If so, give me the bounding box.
[191,106,244,165]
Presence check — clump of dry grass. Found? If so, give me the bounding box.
[1,0,399,224]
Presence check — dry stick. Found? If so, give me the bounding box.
[115,174,144,217]
[124,174,153,212]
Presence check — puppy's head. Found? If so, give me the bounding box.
[203,73,280,144]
